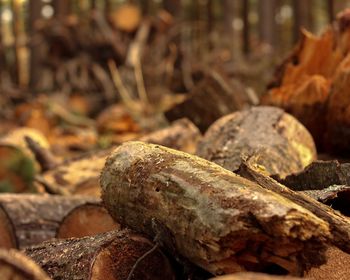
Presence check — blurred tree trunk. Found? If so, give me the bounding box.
[29,0,42,91]
[242,0,250,55]
[0,1,3,86]
[258,0,277,47]
[222,0,235,54]
[10,0,20,86]
[207,0,213,49]
[53,0,70,18]
[292,0,313,42]
[163,0,180,16]
[327,0,334,22]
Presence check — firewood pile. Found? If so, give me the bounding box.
[1,6,350,280]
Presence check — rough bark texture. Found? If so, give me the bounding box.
[196,106,316,178]
[277,160,350,191]
[306,247,350,280]
[165,70,251,132]
[57,202,119,239]
[40,119,201,195]
[0,249,51,280]
[101,141,331,276]
[211,272,302,280]
[237,162,350,255]
[25,229,175,280]
[301,185,350,217]
[0,194,98,248]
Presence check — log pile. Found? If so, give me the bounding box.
[262,9,350,155]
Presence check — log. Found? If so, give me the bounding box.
[57,202,119,239]
[0,249,51,280]
[101,141,331,276]
[165,69,251,132]
[25,230,175,280]
[40,119,201,195]
[210,272,302,280]
[237,162,350,255]
[196,106,316,178]
[277,160,350,191]
[306,247,350,280]
[0,194,98,249]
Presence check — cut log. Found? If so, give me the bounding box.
[40,119,201,195]
[0,249,51,280]
[277,160,350,191]
[0,194,98,249]
[57,202,119,239]
[196,106,316,178]
[139,118,202,154]
[210,272,302,279]
[237,162,350,255]
[165,69,251,132]
[25,230,175,280]
[101,141,331,276]
[306,247,350,280]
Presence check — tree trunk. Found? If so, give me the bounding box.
[242,0,250,55]
[53,0,70,18]
[292,0,313,42]
[163,0,180,17]
[29,0,42,91]
[196,106,317,178]
[0,194,98,249]
[57,202,119,239]
[25,230,175,280]
[258,0,277,46]
[0,249,51,280]
[327,0,334,23]
[101,141,331,276]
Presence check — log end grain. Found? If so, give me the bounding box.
[0,207,17,249]
[57,203,120,239]
[0,249,51,280]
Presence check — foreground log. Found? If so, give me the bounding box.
[101,141,331,276]
[25,230,175,280]
[0,194,98,248]
[211,272,302,279]
[57,202,119,239]
[40,119,201,195]
[0,249,51,280]
[165,69,251,132]
[196,106,316,178]
[237,163,350,255]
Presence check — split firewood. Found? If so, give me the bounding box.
[210,272,302,280]
[0,194,98,249]
[278,160,350,191]
[261,9,350,154]
[101,141,331,276]
[40,119,201,196]
[25,230,175,280]
[305,247,350,280]
[237,162,350,255]
[196,106,316,178]
[0,249,51,280]
[165,69,251,132]
[57,202,119,239]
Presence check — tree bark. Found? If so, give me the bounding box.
[196,106,316,178]
[57,202,119,239]
[292,0,313,42]
[0,249,51,280]
[101,141,331,276]
[237,163,350,255]
[242,0,250,55]
[0,194,98,249]
[258,0,277,46]
[25,230,175,280]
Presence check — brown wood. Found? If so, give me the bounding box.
[101,141,331,276]
[237,162,350,255]
[25,230,175,280]
[211,272,302,280]
[57,202,119,239]
[0,194,98,249]
[0,249,51,280]
[165,69,250,132]
[196,106,316,178]
[40,119,201,195]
